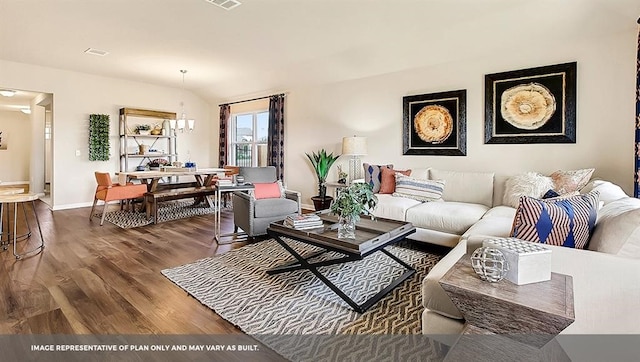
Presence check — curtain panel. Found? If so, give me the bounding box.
[219,104,231,168]
[635,19,640,198]
[268,94,286,181]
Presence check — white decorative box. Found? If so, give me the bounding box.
[483,237,552,285]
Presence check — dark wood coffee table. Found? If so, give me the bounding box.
[266,213,416,313]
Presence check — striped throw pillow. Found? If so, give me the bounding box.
[511,191,599,249]
[392,173,445,202]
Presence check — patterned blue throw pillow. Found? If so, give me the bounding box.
[363,163,393,193]
[511,191,599,249]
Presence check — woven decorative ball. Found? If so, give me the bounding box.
[470,247,509,283]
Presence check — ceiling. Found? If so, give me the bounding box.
[0,89,42,112]
[0,0,638,105]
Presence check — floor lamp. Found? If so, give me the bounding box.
[342,136,367,184]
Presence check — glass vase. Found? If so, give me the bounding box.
[338,215,356,239]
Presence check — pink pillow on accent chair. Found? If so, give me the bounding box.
[253,182,283,199]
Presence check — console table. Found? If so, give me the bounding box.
[439,255,574,360]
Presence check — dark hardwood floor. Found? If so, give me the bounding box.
[0,201,265,335]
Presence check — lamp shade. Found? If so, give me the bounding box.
[342,136,367,156]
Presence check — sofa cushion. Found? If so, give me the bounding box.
[254,198,298,218]
[393,174,445,202]
[550,168,595,194]
[410,167,431,180]
[371,193,422,221]
[581,179,628,205]
[588,197,640,258]
[481,205,517,219]
[379,168,411,194]
[429,169,495,207]
[511,191,599,249]
[462,217,514,242]
[406,201,489,235]
[363,163,393,193]
[503,172,554,208]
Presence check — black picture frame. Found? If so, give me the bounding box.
[402,89,466,156]
[484,62,577,144]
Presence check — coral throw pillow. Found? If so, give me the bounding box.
[363,163,393,193]
[379,168,411,194]
[253,182,282,199]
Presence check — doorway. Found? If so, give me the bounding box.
[0,88,54,207]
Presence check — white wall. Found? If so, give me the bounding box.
[29,102,45,194]
[0,60,213,209]
[1,26,636,210]
[286,29,637,208]
[0,110,31,183]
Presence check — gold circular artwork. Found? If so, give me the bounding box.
[413,105,453,144]
[500,83,556,130]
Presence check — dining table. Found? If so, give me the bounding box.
[117,168,227,208]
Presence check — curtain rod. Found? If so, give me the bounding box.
[219,93,285,107]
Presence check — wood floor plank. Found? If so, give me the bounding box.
[27,308,74,334]
[46,285,93,334]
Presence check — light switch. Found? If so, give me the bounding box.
[75,150,81,156]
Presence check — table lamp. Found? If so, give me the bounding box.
[342,136,367,183]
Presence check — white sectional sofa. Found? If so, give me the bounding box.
[371,168,500,247]
[370,168,640,352]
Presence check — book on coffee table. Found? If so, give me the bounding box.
[284,214,323,229]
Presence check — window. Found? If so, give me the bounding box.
[229,111,269,167]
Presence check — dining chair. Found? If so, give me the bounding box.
[90,172,147,225]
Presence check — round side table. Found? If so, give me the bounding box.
[0,187,26,245]
[0,193,45,259]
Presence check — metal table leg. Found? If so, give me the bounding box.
[0,194,45,259]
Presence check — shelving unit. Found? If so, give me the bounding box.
[119,108,177,172]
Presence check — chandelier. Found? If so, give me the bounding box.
[170,69,195,133]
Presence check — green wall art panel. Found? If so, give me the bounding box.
[89,114,110,161]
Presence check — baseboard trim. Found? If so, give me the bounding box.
[52,202,94,211]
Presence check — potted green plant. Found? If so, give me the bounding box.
[306,149,340,211]
[136,124,152,135]
[330,182,378,239]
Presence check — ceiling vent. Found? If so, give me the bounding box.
[203,0,241,10]
[84,48,109,56]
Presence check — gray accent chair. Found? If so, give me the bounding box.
[232,166,301,237]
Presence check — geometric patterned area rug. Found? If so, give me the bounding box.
[162,239,445,361]
[94,200,218,228]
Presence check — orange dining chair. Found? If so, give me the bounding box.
[224,165,240,177]
[90,172,147,225]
